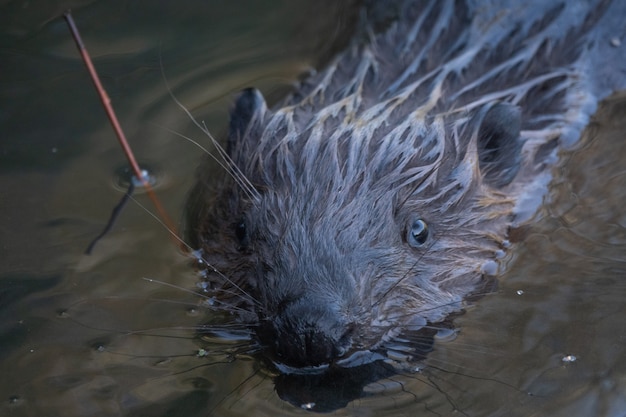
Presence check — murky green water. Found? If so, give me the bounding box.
[1,1,625,416]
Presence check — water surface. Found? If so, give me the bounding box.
[1,2,625,416]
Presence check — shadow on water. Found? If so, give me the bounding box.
[273,362,398,413]
[1,1,626,416]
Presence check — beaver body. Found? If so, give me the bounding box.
[187,0,626,371]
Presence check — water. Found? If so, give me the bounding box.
[1,1,625,416]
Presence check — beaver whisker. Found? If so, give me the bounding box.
[196,258,262,309]
[142,276,257,314]
[371,240,438,311]
[424,340,505,359]
[197,323,255,337]
[160,62,261,202]
[198,291,260,314]
[369,212,498,330]
[127,195,261,307]
[160,125,259,202]
[201,120,261,203]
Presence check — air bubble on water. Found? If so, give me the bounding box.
[411,365,423,373]
[301,402,315,410]
[131,169,155,188]
[114,164,159,192]
[516,290,524,296]
[562,354,577,363]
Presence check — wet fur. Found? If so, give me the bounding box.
[187,0,625,369]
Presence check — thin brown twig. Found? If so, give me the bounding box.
[63,10,185,251]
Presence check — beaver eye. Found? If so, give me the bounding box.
[235,220,249,249]
[408,219,429,247]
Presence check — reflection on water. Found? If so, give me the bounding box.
[1,1,625,416]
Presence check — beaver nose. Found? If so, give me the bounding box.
[259,300,353,368]
[279,323,349,368]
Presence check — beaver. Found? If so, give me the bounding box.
[185,0,626,373]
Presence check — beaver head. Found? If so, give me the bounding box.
[191,85,525,369]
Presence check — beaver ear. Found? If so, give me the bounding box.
[227,87,267,157]
[476,103,523,188]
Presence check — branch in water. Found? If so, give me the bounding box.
[63,10,183,252]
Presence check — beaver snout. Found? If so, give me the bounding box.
[257,298,354,369]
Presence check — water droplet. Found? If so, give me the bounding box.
[114,164,159,192]
[131,169,153,187]
[516,290,524,296]
[481,260,498,275]
[562,354,577,363]
[89,339,108,352]
[301,402,316,410]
